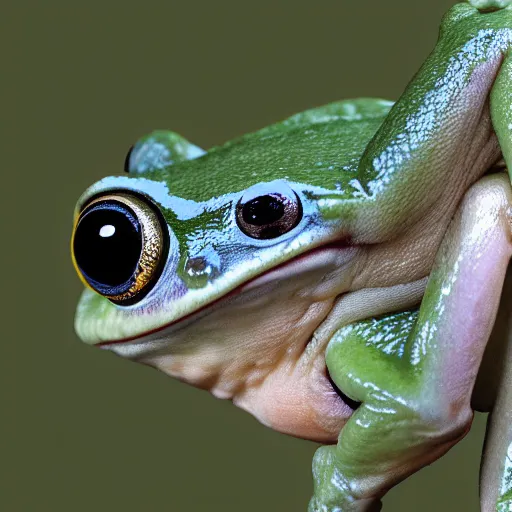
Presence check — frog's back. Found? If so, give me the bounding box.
[142,99,394,201]
[241,98,394,140]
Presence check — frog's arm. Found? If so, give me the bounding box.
[310,173,512,511]
[320,3,512,241]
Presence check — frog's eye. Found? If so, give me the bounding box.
[72,193,167,305]
[236,183,302,240]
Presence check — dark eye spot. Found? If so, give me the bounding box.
[236,183,302,240]
[242,194,285,226]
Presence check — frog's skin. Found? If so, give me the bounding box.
[71,2,512,510]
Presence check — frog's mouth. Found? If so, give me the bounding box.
[95,240,360,348]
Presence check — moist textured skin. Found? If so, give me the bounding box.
[72,2,512,511]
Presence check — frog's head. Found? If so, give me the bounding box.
[72,103,404,442]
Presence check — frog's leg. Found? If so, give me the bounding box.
[483,27,512,512]
[479,268,512,511]
[309,174,512,512]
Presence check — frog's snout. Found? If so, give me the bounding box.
[71,191,168,306]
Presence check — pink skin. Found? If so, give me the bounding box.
[439,221,512,413]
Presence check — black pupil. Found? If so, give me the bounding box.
[242,194,285,226]
[74,202,142,290]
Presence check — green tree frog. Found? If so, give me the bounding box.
[71,2,512,510]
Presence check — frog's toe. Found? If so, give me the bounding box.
[468,0,512,11]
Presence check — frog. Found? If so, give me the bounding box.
[71,1,512,510]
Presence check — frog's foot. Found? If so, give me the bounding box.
[468,0,512,12]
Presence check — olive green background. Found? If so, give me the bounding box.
[3,1,487,510]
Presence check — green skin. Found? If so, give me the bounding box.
[72,2,512,510]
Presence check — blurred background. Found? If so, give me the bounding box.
[3,0,486,510]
